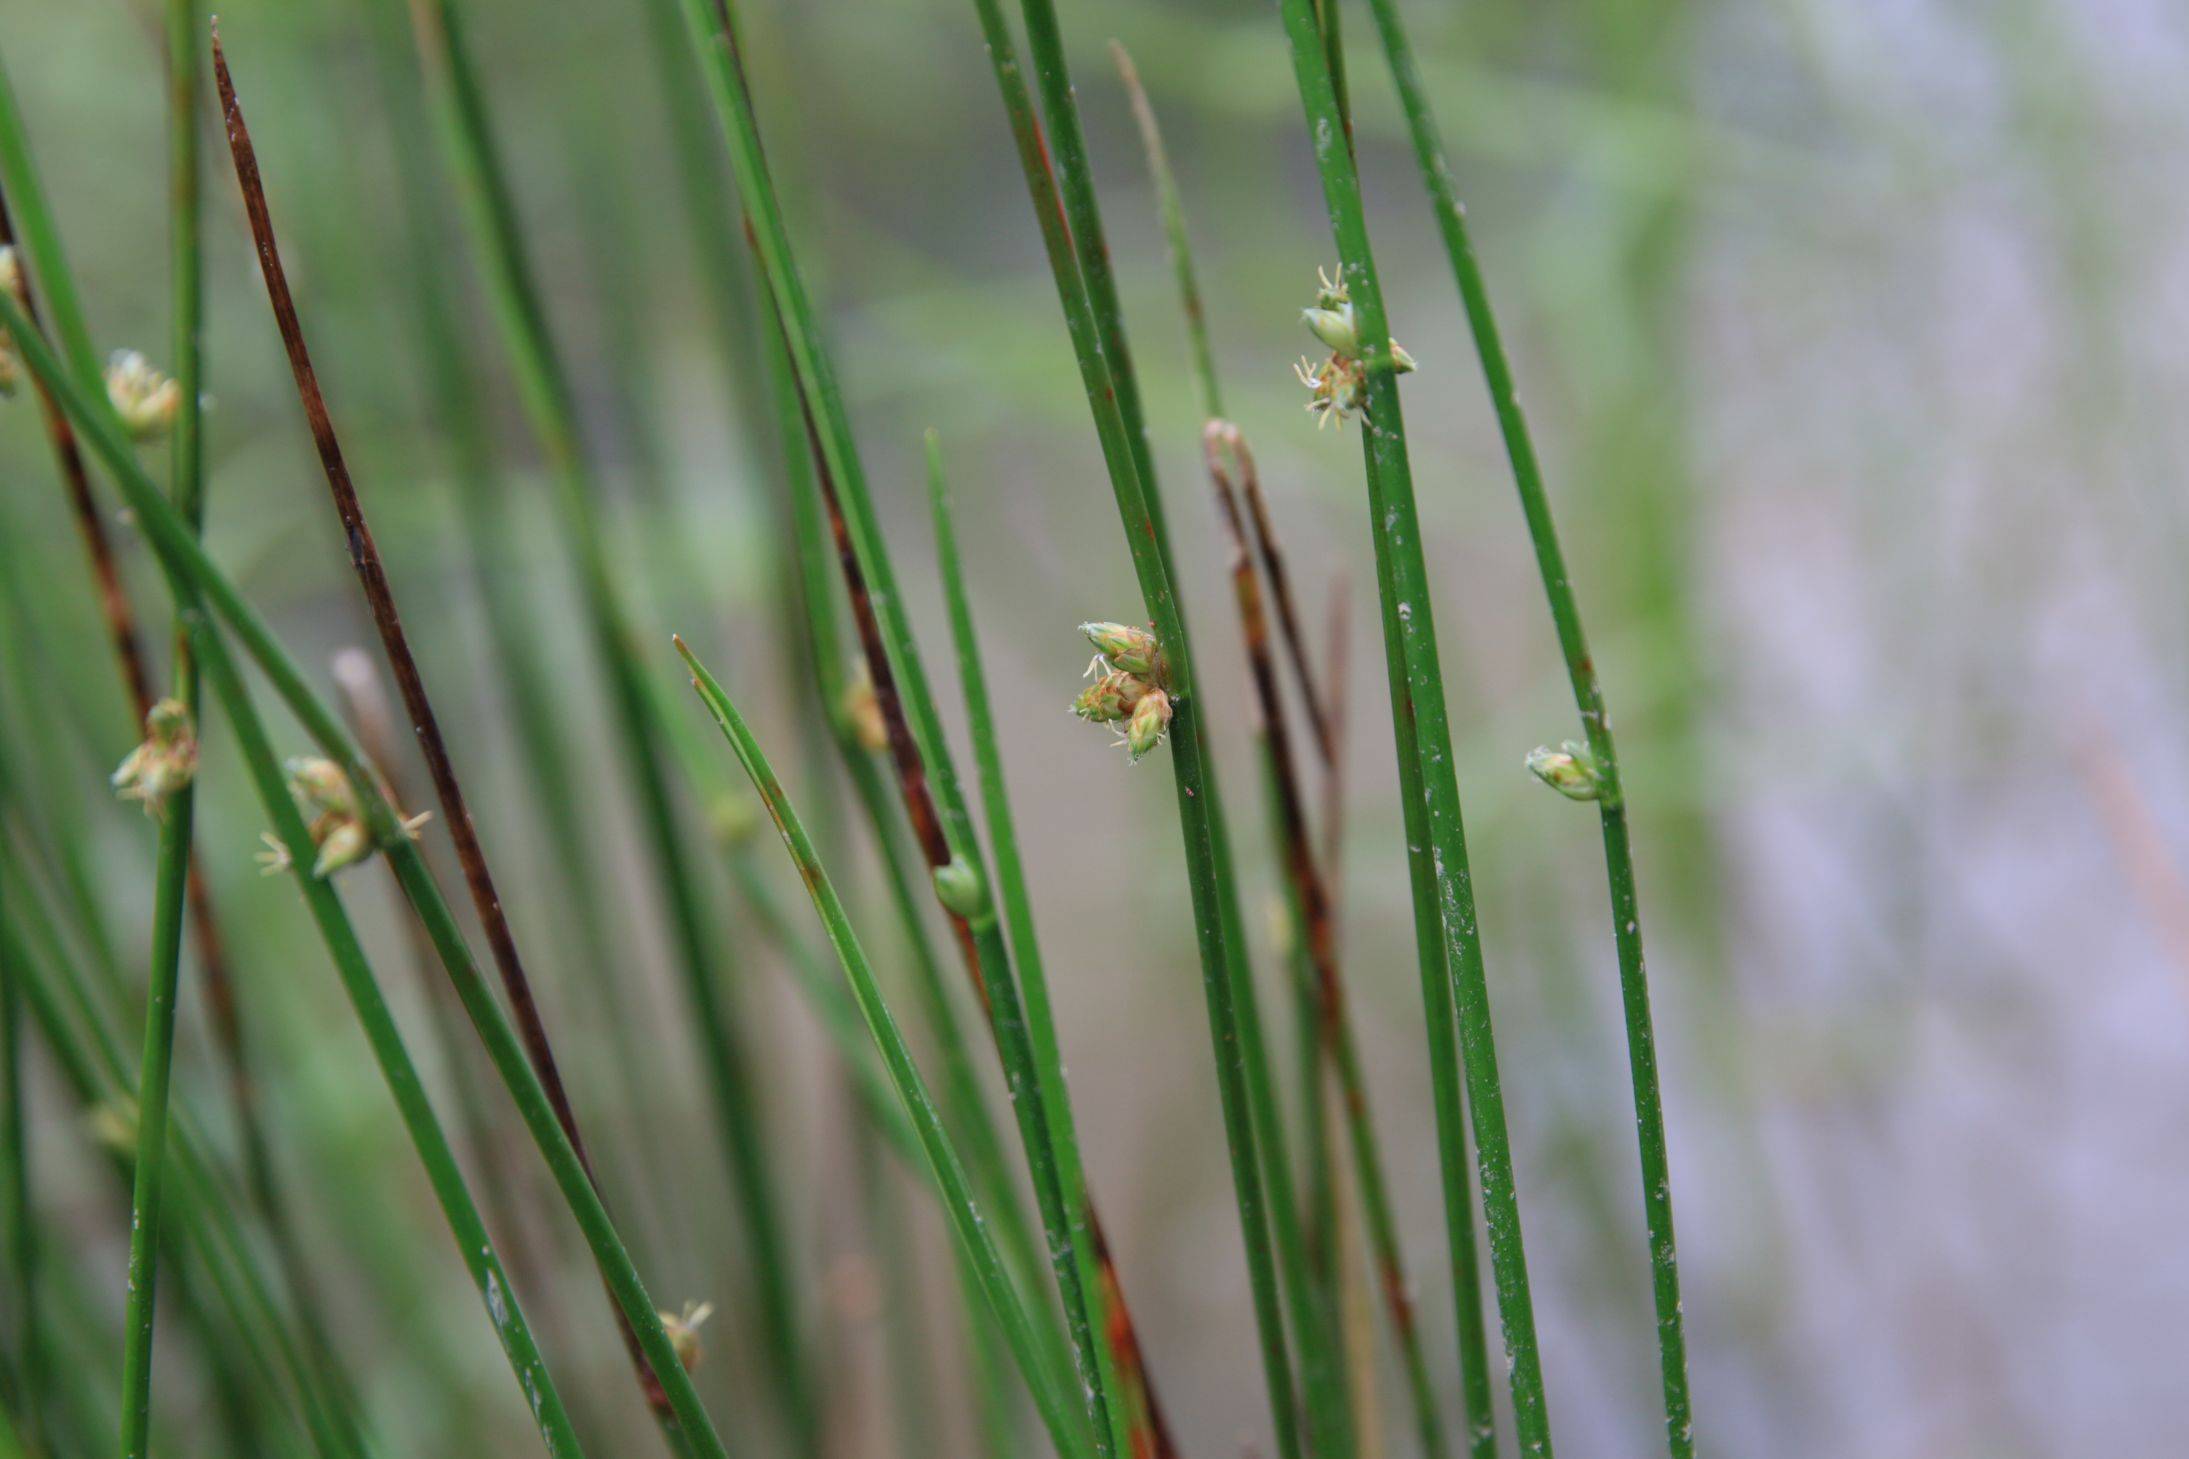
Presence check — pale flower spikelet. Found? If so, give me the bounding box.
[111,697,199,817]
[105,350,183,441]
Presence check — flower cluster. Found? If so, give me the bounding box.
[111,698,199,818]
[256,757,431,880]
[1294,265,1416,430]
[105,349,183,441]
[1072,621,1173,763]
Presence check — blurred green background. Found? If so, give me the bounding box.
[5,0,2184,1455]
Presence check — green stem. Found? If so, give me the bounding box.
[946,4,1306,1453]
[926,434,1145,1459]
[1360,1,1692,1447]
[118,4,207,1446]
[677,640,1092,1459]
[0,844,37,1455]
[1272,1,1554,1451]
[1109,42,1221,423]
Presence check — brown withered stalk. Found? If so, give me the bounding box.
[1206,419,1448,1459]
[211,32,679,1423]
[773,319,1181,1459]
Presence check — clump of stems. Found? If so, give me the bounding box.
[1357,0,1696,1448]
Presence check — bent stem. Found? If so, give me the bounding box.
[927,432,1180,1459]
[675,638,1094,1459]
[1360,0,1693,1448]
[1271,0,1555,1451]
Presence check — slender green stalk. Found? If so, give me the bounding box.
[1209,427,1451,1459]
[1,843,361,1459]
[0,290,737,1459]
[191,631,588,1458]
[0,850,37,1456]
[118,4,208,1444]
[926,433,1171,1459]
[1361,2,1693,1447]
[389,0,817,1437]
[856,1125,941,1459]
[943,5,1307,1454]
[0,54,313,1407]
[1272,3,1553,1451]
[676,638,1093,1459]
[1109,42,1221,423]
[0,56,97,397]
[1111,44,1470,1445]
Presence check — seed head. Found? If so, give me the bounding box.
[659,1300,714,1372]
[111,697,199,817]
[1125,688,1173,763]
[105,350,183,441]
[1080,621,1162,677]
[1073,668,1144,725]
[272,757,430,879]
[1525,741,1604,802]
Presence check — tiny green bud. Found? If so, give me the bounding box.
[1389,340,1418,375]
[105,350,183,441]
[932,856,989,921]
[310,817,372,879]
[285,756,358,817]
[1080,621,1162,677]
[1125,688,1173,763]
[1313,263,1349,312]
[112,697,199,816]
[1525,741,1603,802]
[1301,302,1360,360]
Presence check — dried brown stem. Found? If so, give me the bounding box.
[1236,443,1337,769]
[215,30,672,1421]
[1207,419,1431,1375]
